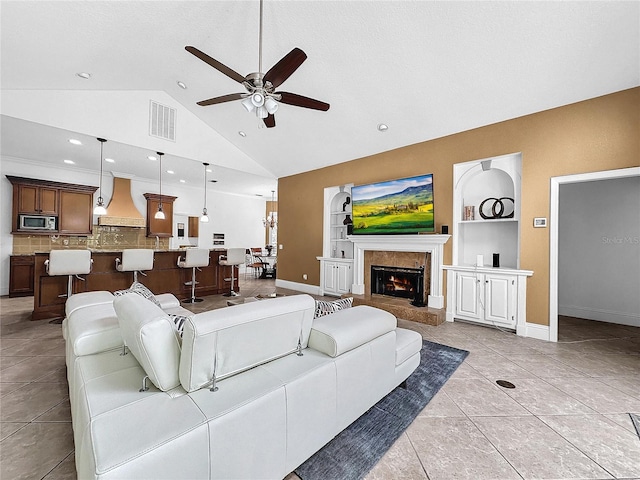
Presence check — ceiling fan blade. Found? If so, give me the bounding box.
[277,91,330,111]
[185,46,246,84]
[197,93,244,106]
[264,48,307,88]
[263,114,276,128]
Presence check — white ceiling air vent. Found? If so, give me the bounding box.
[149,100,176,142]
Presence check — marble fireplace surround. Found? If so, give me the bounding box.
[349,235,450,309]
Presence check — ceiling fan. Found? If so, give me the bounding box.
[185,0,329,128]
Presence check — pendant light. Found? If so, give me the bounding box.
[93,138,108,215]
[154,152,166,220]
[262,190,277,228]
[200,162,209,223]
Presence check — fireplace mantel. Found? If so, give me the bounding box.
[348,234,450,309]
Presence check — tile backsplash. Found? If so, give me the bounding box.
[12,225,169,254]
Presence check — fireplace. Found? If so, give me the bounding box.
[371,265,425,306]
[349,234,450,309]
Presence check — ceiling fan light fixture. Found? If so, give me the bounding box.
[256,106,268,119]
[265,97,279,114]
[241,97,255,112]
[251,92,265,107]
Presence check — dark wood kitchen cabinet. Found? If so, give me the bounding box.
[9,255,35,297]
[144,193,176,237]
[7,176,97,235]
[17,184,58,215]
[58,190,94,235]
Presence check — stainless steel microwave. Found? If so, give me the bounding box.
[19,214,57,231]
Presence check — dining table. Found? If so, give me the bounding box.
[255,254,277,279]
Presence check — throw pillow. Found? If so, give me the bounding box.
[332,297,354,310]
[314,297,354,318]
[167,313,191,338]
[114,282,161,307]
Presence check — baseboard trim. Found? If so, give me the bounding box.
[559,305,640,327]
[526,322,550,341]
[275,279,321,296]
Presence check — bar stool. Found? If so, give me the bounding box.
[45,249,93,299]
[115,249,154,284]
[177,248,210,303]
[219,248,245,297]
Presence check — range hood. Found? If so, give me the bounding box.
[98,177,145,227]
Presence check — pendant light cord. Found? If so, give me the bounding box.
[158,152,163,208]
[99,141,103,201]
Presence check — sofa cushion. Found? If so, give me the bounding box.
[65,291,115,318]
[308,305,397,357]
[179,294,316,393]
[67,303,122,357]
[113,292,181,391]
[114,282,161,308]
[154,293,181,310]
[313,297,353,318]
[395,328,423,366]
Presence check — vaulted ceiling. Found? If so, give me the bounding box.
[1,1,638,196]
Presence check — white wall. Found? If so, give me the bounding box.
[0,157,266,295]
[558,176,640,326]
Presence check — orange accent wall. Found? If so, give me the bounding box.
[278,87,640,326]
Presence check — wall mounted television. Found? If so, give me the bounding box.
[351,173,434,235]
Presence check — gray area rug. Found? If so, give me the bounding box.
[630,413,640,439]
[295,339,469,480]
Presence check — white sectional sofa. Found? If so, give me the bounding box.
[63,291,423,479]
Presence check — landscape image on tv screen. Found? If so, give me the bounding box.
[351,173,434,235]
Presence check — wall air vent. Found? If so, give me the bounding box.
[149,101,176,142]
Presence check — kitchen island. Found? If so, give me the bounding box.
[32,249,236,320]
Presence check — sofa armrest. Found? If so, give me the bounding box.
[156,293,181,310]
[308,306,397,357]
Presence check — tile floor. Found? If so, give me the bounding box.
[1,278,639,479]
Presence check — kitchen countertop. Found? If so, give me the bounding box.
[26,248,227,255]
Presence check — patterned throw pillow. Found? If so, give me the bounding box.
[313,297,354,318]
[114,282,161,307]
[167,313,191,338]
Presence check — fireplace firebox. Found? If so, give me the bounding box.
[371,265,425,307]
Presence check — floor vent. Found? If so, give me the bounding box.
[149,100,176,141]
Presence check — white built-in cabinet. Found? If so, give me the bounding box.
[317,185,354,296]
[444,153,533,336]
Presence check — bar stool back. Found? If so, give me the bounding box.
[45,249,93,299]
[219,248,245,297]
[177,248,210,303]
[115,249,154,283]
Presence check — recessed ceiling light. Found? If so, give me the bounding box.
[377,123,389,132]
[238,131,246,137]
[68,139,82,145]
[105,158,115,163]
[206,168,212,173]
[63,159,75,164]
[166,170,175,174]
[179,179,186,183]
[148,155,157,161]
[76,72,91,79]
[177,81,187,90]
